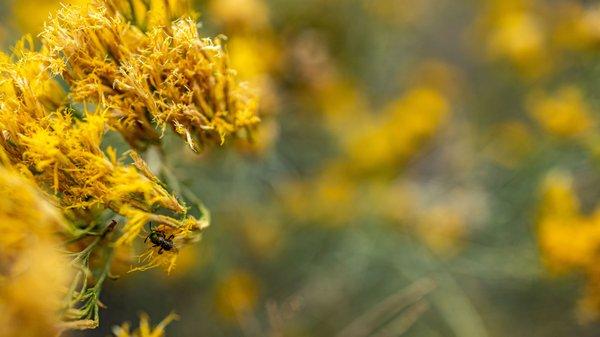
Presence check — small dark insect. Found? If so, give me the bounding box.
[144,223,175,254]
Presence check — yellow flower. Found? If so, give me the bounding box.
[536,170,600,318]
[344,86,450,175]
[128,210,209,273]
[477,0,552,76]
[552,3,600,52]
[238,211,284,259]
[42,0,259,151]
[228,36,280,79]
[416,205,467,256]
[108,0,196,30]
[214,270,260,321]
[0,38,207,274]
[112,313,179,337]
[0,165,73,337]
[539,216,600,273]
[281,164,359,227]
[528,85,593,138]
[487,11,545,66]
[11,0,88,34]
[316,77,370,133]
[537,171,600,273]
[208,0,270,33]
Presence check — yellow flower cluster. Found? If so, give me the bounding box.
[479,0,600,76]
[0,0,256,330]
[282,84,452,229]
[344,86,450,175]
[537,171,600,320]
[0,164,72,337]
[214,269,260,321]
[42,0,259,151]
[205,0,280,156]
[527,85,594,138]
[112,313,179,337]
[0,38,201,258]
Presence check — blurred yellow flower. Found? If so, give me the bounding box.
[317,77,370,133]
[487,11,545,66]
[417,205,467,256]
[527,85,593,138]
[552,3,600,52]
[208,0,270,33]
[537,170,600,319]
[0,166,72,337]
[240,213,284,259]
[345,86,450,175]
[112,313,179,337]
[281,165,359,227]
[214,270,260,321]
[537,171,600,273]
[228,35,281,80]
[12,0,88,34]
[476,0,555,76]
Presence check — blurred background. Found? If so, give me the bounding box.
[3,0,600,336]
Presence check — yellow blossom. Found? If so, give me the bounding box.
[487,11,545,66]
[344,86,450,175]
[537,170,600,318]
[476,0,552,76]
[537,171,600,273]
[112,313,179,337]
[0,37,207,275]
[0,166,72,337]
[552,3,600,52]
[208,0,270,33]
[214,270,260,321]
[42,0,259,151]
[11,0,89,34]
[528,85,593,138]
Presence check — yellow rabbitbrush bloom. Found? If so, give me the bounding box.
[42,0,259,151]
[487,11,546,69]
[0,165,73,337]
[476,0,553,77]
[214,270,260,322]
[537,171,600,273]
[344,86,450,176]
[108,0,196,30]
[112,313,179,337]
[0,45,180,213]
[209,0,271,33]
[527,85,594,138]
[537,171,600,320]
[12,0,89,34]
[0,40,205,274]
[552,3,600,52]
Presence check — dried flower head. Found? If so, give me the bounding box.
[0,41,190,225]
[0,36,208,328]
[42,0,259,151]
